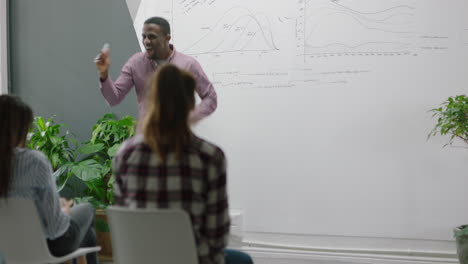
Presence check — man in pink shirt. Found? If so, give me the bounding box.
[95,17,217,123]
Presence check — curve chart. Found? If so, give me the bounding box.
[182,7,279,55]
[300,0,416,57]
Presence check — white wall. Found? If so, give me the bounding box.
[0,0,8,94]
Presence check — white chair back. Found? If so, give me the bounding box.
[0,198,52,263]
[0,198,100,264]
[107,206,199,264]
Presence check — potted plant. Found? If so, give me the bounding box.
[72,113,136,260]
[454,226,468,264]
[29,113,136,261]
[429,94,468,264]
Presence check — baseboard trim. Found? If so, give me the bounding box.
[239,241,459,264]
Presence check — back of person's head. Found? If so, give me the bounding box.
[144,17,171,36]
[0,95,33,197]
[143,64,196,162]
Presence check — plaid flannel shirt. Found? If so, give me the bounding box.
[113,134,230,264]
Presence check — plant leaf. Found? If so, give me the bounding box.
[117,117,134,126]
[78,143,105,155]
[107,144,120,158]
[71,160,103,181]
[454,225,468,238]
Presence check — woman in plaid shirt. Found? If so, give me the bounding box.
[113,64,253,264]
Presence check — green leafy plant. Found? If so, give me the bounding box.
[28,116,77,170]
[28,116,78,191]
[429,95,468,239]
[73,113,136,209]
[28,113,136,209]
[429,95,468,146]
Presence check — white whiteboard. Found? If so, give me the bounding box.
[133,0,468,241]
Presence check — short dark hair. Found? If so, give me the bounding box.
[144,17,171,36]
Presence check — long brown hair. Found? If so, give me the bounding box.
[142,64,196,162]
[0,95,33,197]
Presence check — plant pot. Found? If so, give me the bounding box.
[96,209,113,262]
[455,225,468,264]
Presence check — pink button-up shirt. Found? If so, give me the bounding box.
[99,45,217,122]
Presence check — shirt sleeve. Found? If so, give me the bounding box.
[204,148,230,251]
[189,60,218,123]
[33,153,71,239]
[99,56,135,106]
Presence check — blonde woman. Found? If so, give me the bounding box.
[113,65,253,264]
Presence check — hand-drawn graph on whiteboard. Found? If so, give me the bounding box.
[298,0,416,59]
[182,7,279,56]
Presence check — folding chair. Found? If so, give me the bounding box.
[107,206,198,264]
[0,198,101,264]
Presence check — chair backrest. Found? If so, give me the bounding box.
[107,206,199,264]
[0,198,55,263]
